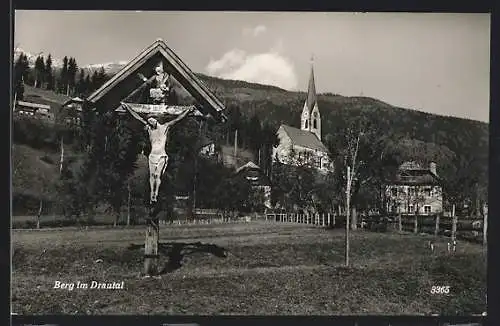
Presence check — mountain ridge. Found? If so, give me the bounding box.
[14,48,488,125]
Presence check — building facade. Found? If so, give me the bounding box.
[15,101,54,122]
[386,161,443,215]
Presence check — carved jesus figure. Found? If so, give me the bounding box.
[122,103,194,204]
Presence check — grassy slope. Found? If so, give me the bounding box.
[12,222,486,315]
[12,144,60,199]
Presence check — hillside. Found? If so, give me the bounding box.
[194,74,488,172]
[12,69,488,215]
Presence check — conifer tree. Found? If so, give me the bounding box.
[67,57,78,95]
[59,56,69,94]
[45,54,54,90]
[76,68,85,96]
[34,55,45,88]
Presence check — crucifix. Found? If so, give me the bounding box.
[121,61,199,277]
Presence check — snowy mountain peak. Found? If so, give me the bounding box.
[14,47,63,67]
[13,46,129,74]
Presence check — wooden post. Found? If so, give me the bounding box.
[36,199,43,229]
[413,213,418,234]
[451,204,457,243]
[345,166,351,267]
[13,91,17,112]
[434,214,440,236]
[144,212,160,276]
[327,213,331,226]
[59,137,64,175]
[127,182,131,226]
[398,213,402,232]
[483,208,487,246]
[351,207,357,230]
[333,212,336,226]
[322,213,325,226]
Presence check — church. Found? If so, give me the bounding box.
[272,60,332,173]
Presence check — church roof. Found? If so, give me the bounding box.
[86,38,226,122]
[280,125,329,153]
[304,61,317,114]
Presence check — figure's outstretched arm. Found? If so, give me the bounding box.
[121,102,150,126]
[168,106,194,125]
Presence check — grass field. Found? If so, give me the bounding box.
[12,222,487,315]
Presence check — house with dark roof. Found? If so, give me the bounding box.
[14,101,55,122]
[272,59,332,173]
[234,161,272,208]
[386,161,443,215]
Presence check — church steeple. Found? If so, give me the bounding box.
[305,55,317,114]
[300,55,321,140]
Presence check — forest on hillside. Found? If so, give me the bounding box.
[12,51,488,223]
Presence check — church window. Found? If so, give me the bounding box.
[305,120,308,129]
[313,119,317,129]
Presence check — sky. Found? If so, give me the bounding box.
[14,11,491,122]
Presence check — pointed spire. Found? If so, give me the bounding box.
[305,55,317,114]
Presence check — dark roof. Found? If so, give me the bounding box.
[281,125,329,153]
[234,161,271,186]
[391,162,441,186]
[17,101,51,110]
[305,62,317,114]
[235,161,261,173]
[86,39,226,122]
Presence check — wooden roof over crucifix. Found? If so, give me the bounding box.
[86,38,227,122]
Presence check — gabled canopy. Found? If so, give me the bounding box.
[86,38,227,122]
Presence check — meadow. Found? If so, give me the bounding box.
[12,221,486,315]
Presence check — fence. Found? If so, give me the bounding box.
[159,209,255,225]
[12,209,258,229]
[265,212,339,227]
[396,213,486,244]
[264,211,487,245]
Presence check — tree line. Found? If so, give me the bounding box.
[13,52,110,101]
[12,50,488,223]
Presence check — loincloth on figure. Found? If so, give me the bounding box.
[148,154,168,175]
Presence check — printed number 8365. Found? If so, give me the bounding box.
[431,286,450,294]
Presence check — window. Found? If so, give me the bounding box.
[408,187,416,196]
[424,205,431,214]
[313,119,317,129]
[391,188,398,196]
[425,188,432,197]
[408,204,414,213]
[305,120,308,129]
